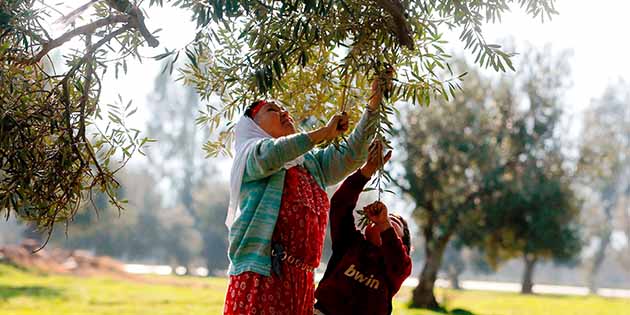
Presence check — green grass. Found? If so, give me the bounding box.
[392,288,630,315]
[0,264,628,315]
[0,264,225,315]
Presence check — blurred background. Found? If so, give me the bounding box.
[1,0,629,314]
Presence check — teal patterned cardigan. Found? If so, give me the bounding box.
[228,110,377,276]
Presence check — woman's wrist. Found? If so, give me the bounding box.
[307,127,331,144]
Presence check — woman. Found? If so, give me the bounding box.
[223,81,384,315]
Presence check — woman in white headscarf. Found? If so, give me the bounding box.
[223,78,384,315]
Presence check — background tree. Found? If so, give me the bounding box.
[192,181,230,274]
[457,48,582,294]
[576,82,630,293]
[440,242,494,290]
[395,46,574,308]
[50,169,164,260]
[145,65,211,212]
[467,160,582,294]
[49,166,226,271]
[2,0,557,234]
[144,67,230,273]
[397,69,504,308]
[441,243,466,290]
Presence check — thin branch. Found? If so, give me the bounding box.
[58,25,131,90]
[126,6,159,48]
[23,15,130,65]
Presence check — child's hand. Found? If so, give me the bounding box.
[360,139,392,178]
[365,201,389,226]
[368,66,396,111]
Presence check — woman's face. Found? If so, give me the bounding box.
[365,219,404,247]
[253,102,296,138]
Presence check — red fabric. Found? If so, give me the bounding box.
[224,166,330,315]
[250,100,267,118]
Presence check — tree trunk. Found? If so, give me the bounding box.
[586,230,611,294]
[587,200,615,294]
[521,254,538,294]
[412,241,448,309]
[448,264,462,290]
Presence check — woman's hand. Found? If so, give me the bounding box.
[360,139,392,178]
[368,67,395,112]
[308,113,349,144]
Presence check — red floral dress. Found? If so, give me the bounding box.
[224,166,330,315]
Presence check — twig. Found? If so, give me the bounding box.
[57,26,131,91]
[127,6,159,48]
[23,15,130,65]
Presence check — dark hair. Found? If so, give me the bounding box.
[389,213,411,255]
[245,100,266,118]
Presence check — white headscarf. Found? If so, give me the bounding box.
[225,115,305,229]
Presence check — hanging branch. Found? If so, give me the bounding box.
[21,15,130,65]
[374,64,396,200]
[355,64,396,229]
[29,26,130,252]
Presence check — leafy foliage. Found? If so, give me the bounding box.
[462,160,582,269]
[1,0,557,240]
[173,0,558,156]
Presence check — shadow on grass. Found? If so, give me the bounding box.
[419,304,479,315]
[0,285,63,300]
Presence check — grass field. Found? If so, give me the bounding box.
[1,264,628,315]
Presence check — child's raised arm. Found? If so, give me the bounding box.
[329,171,369,253]
[329,140,392,252]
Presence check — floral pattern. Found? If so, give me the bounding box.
[224,166,330,315]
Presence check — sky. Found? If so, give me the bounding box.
[471,0,630,138]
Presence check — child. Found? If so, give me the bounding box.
[314,140,412,315]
